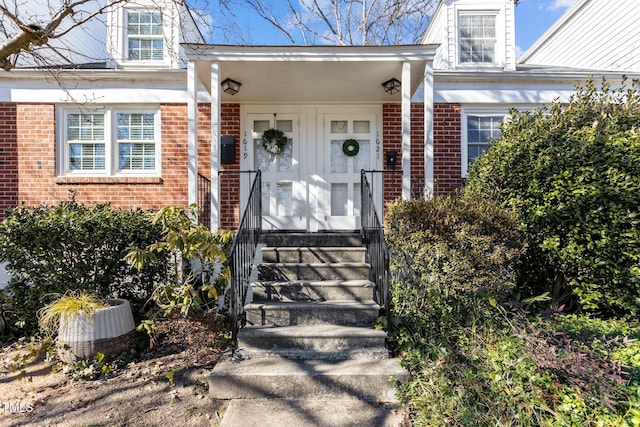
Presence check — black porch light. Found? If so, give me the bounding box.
[221,78,242,95]
[382,77,401,95]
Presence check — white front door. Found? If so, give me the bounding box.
[241,106,382,231]
[320,113,381,230]
[247,113,307,230]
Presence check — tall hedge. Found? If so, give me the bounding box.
[386,196,525,351]
[0,201,168,334]
[465,78,640,313]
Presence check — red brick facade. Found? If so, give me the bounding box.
[0,101,464,226]
[433,103,464,194]
[0,103,213,221]
[381,102,463,206]
[0,103,18,218]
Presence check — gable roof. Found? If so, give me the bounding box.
[519,0,640,72]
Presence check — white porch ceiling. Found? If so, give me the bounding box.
[185,44,438,103]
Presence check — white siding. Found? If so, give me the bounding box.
[520,0,640,72]
[422,0,516,71]
[1,0,109,68]
[422,2,450,69]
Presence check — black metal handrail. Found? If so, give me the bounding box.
[197,173,211,227]
[360,170,399,330]
[228,170,262,343]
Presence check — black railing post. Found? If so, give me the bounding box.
[197,174,211,227]
[360,169,401,332]
[227,170,262,343]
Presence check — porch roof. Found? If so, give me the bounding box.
[182,44,438,103]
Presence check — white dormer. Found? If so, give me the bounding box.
[106,0,204,69]
[423,0,516,71]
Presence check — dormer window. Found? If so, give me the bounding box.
[126,10,164,61]
[458,14,496,64]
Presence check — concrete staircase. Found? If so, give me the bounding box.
[210,232,409,426]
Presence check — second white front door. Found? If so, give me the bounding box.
[241,106,382,231]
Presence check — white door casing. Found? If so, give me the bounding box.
[240,105,383,231]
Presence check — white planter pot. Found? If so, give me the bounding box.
[58,298,136,363]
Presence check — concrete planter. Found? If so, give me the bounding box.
[58,298,136,363]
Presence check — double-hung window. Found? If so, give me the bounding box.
[458,14,497,65]
[127,10,164,61]
[61,108,160,177]
[462,112,505,175]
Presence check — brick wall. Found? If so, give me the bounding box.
[219,103,241,230]
[382,104,403,204]
[0,103,221,221]
[0,103,18,218]
[433,103,464,194]
[1,101,462,225]
[382,103,459,205]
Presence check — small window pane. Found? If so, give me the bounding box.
[331,121,348,134]
[331,183,348,216]
[67,113,105,171]
[127,11,163,61]
[459,14,496,64]
[467,115,502,165]
[262,183,271,216]
[276,182,292,216]
[353,140,370,172]
[117,113,156,171]
[254,120,270,133]
[275,120,293,133]
[353,183,361,217]
[69,143,105,171]
[353,120,370,133]
[331,140,348,173]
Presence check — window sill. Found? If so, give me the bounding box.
[55,176,163,185]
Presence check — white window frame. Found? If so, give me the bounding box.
[125,9,165,62]
[58,106,161,178]
[461,108,509,177]
[454,7,504,69]
[107,1,175,68]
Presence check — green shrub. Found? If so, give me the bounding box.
[400,315,640,426]
[465,77,640,314]
[0,200,167,334]
[126,205,233,319]
[386,195,525,354]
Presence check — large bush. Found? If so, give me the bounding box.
[465,78,640,314]
[386,195,525,352]
[0,200,168,334]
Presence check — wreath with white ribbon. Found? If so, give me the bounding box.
[261,128,288,155]
[342,138,360,157]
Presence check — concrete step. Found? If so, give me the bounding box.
[261,247,367,263]
[219,398,407,427]
[261,232,362,248]
[236,325,388,360]
[258,262,370,281]
[210,357,409,402]
[252,280,374,303]
[245,301,380,327]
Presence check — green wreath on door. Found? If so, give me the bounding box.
[342,139,360,156]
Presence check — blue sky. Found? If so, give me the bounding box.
[213,0,579,56]
[515,0,579,56]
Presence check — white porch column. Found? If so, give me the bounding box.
[423,61,435,198]
[401,61,411,200]
[187,61,198,209]
[210,62,221,232]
